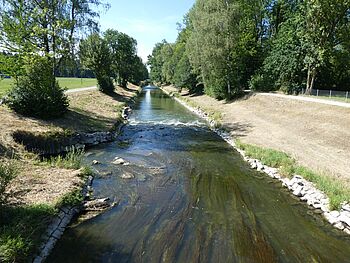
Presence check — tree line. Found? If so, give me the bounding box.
[148,0,350,100]
[0,0,148,119]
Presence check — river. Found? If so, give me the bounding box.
[48,86,350,262]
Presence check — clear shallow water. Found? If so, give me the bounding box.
[48,87,350,263]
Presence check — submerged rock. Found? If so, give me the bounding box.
[83,198,110,211]
[112,157,126,165]
[121,173,134,179]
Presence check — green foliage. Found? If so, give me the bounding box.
[6,57,68,119]
[151,0,350,97]
[80,33,114,93]
[56,189,84,208]
[0,161,17,208]
[235,139,350,210]
[236,140,295,175]
[43,149,84,170]
[0,205,56,263]
[80,30,147,91]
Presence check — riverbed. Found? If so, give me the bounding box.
[48,86,350,262]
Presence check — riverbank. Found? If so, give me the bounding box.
[0,84,140,262]
[162,86,350,187]
[161,85,350,234]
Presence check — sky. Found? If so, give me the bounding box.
[97,0,195,63]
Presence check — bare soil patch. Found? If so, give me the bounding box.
[164,86,350,187]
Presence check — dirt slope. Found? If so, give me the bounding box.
[165,86,350,187]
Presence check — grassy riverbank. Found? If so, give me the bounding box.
[235,140,350,210]
[0,84,140,262]
[163,85,350,210]
[0,77,97,96]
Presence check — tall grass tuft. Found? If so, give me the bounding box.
[44,149,84,170]
[0,161,17,207]
[235,139,350,210]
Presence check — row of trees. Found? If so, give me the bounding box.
[0,1,148,119]
[148,0,350,100]
[80,29,148,93]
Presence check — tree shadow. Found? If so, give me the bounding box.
[220,121,253,138]
[48,108,119,133]
[223,91,256,105]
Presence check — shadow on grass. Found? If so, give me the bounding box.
[223,91,256,104]
[48,108,119,133]
[220,122,253,138]
[103,87,138,104]
[0,204,56,263]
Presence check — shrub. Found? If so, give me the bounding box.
[249,73,275,92]
[96,74,114,93]
[6,57,68,119]
[0,161,17,207]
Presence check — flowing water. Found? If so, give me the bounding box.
[48,87,350,263]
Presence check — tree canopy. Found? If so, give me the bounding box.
[149,0,350,99]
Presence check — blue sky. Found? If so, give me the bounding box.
[97,0,195,63]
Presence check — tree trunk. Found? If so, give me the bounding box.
[306,67,316,95]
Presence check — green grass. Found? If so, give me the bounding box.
[42,149,84,170]
[235,139,350,210]
[0,77,97,96]
[300,94,350,103]
[0,161,18,207]
[0,156,93,262]
[0,79,13,96]
[56,77,97,90]
[0,204,57,263]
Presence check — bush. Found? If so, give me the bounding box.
[6,57,68,119]
[0,161,17,207]
[96,74,114,93]
[249,73,275,92]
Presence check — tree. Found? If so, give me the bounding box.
[0,0,107,118]
[148,40,168,83]
[104,30,138,87]
[80,33,114,93]
[129,55,149,85]
[300,0,350,93]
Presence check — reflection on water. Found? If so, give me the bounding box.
[48,87,350,263]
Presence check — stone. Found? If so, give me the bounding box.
[292,186,303,197]
[92,160,100,165]
[84,198,110,211]
[121,173,134,179]
[113,157,126,165]
[338,212,350,227]
[334,222,346,231]
[329,211,340,218]
[342,204,350,213]
[313,202,322,209]
[256,162,264,171]
[344,228,350,235]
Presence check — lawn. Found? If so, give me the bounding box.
[0,77,97,96]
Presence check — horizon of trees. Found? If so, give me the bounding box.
[0,0,149,118]
[148,0,350,100]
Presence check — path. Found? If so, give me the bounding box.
[65,86,97,94]
[259,92,350,108]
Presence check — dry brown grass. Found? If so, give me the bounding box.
[1,84,140,206]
